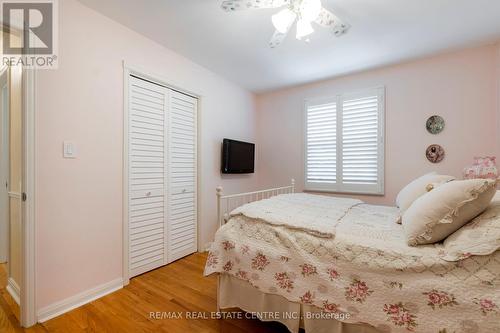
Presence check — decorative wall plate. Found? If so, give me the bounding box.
[426,115,445,134]
[426,144,445,163]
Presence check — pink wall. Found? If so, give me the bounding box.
[256,44,499,205]
[35,0,258,310]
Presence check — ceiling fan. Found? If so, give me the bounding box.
[221,0,350,48]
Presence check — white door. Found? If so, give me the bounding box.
[0,73,9,264]
[128,76,169,277]
[167,90,197,262]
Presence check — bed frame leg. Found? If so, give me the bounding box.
[216,275,221,314]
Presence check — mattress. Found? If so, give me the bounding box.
[205,194,500,333]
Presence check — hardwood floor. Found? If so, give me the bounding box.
[0,253,291,332]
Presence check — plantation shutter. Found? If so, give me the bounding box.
[305,88,384,194]
[305,98,337,187]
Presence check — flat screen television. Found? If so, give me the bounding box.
[221,139,255,174]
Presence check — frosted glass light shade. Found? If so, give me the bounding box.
[272,8,297,33]
[296,19,314,40]
[300,0,322,22]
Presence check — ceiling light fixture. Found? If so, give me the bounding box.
[221,0,350,48]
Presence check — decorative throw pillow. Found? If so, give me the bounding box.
[402,179,497,246]
[439,191,500,261]
[396,172,455,212]
[463,156,498,180]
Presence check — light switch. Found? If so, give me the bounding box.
[63,141,77,158]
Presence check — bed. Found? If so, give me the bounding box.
[204,180,500,333]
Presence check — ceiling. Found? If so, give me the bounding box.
[78,0,500,92]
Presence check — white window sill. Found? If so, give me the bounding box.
[304,188,385,197]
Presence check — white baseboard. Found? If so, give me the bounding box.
[6,278,20,305]
[37,278,123,323]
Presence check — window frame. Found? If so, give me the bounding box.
[303,87,385,195]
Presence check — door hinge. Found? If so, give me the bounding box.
[22,192,27,202]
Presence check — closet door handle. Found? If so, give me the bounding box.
[182,189,187,193]
[146,191,152,197]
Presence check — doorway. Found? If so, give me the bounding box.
[0,66,8,265]
[0,62,23,320]
[0,26,36,327]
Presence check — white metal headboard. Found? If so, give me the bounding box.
[216,179,295,227]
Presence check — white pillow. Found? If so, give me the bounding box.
[440,191,500,261]
[402,179,497,246]
[396,172,455,212]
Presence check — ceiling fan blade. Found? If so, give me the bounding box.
[314,8,350,36]
[269,29,288,48]
[221,0,290,11]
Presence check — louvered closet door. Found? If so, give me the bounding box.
[128,76,168,278]
[168,90,198,262]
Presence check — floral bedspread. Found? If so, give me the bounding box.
[204,200,500,333]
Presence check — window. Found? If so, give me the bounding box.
[305,88,385,195]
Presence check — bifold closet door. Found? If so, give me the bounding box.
[128,76,168,278]
[167,90,198,262]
